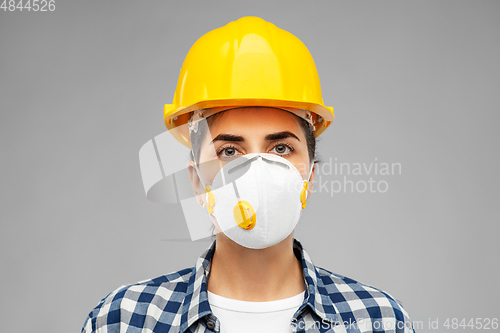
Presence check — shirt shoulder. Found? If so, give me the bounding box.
[315,266,414,331]
[81,267,193,333]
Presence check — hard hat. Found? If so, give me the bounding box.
[164,16,334,149]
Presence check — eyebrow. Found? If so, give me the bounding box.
[211,131,300,144]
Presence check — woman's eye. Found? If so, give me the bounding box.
[223,148,236,156]
[272,144,292,155]
[217,146,241,158]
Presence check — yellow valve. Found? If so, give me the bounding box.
[204,186,216,214]
[300,181,308,209]
[233,200,256,230]
[205,192,215,208]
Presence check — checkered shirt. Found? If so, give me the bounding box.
[81,238,415,333]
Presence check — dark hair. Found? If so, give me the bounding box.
[189,109,319,165]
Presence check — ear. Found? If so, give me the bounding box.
[307,162,316,199]
[187,160,205,206]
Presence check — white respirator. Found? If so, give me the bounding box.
[195,153,313,249]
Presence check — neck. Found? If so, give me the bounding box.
[206,233,305,301]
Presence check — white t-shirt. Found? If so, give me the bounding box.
[207,290,305,333]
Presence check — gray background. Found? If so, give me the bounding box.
[1,1,499,332]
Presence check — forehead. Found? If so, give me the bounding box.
[207,107,303,135]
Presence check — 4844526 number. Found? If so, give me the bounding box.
[1,0,55,11]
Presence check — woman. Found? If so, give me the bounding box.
[82,16,414,333]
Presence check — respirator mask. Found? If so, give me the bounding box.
[194,152,313,249]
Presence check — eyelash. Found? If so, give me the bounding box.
[216,142,295,157]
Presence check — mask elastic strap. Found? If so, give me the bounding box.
[305,162,315,199]
[306,162,314,181]
[189,153,204,210]
[191,150,207,190]
[191,151,225,212]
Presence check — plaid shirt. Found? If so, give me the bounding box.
[82,238,415,333]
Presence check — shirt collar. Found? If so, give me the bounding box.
[179,238,340,333]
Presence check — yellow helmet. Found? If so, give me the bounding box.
[164,16,334,149]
